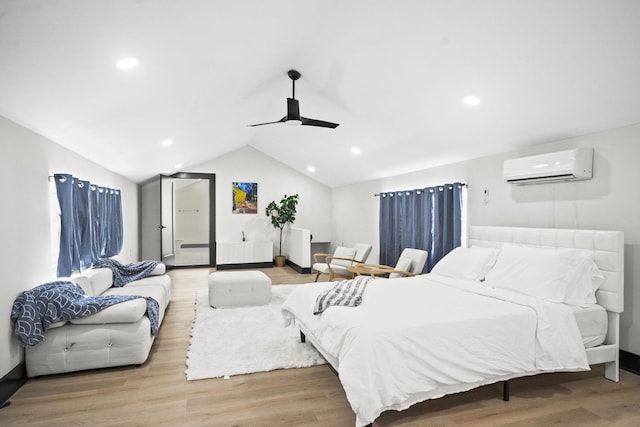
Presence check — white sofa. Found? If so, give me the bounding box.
[24,263,171,377]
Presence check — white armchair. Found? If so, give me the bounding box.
[353,248,428,278]
[312,243,373,282]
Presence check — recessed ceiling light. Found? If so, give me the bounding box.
[307,166,316,173]
[161,139,173,147]
[463,95,480,107]
[351,147,362,155]
[116,57,139,70]
[175,163,183,169]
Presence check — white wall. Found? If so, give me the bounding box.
[332,122,640,354]
[0,115,139,378]
[187,146,333,258]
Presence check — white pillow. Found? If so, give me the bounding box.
[564,256,604,307]
[70,298,147,324]
[150,262,166,276]
[430,246,499,281]
[69,275,93,295]
[330,246,358,267]
[389,258,413,278]
[484,245,602,305]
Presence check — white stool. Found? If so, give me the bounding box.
[208,271,272,308]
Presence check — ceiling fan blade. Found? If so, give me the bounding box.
[248,117,286,127]
[300,117,340,129]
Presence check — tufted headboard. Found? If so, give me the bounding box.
[468,226,624,314]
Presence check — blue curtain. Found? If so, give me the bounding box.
[74,179,92,269]
[54,175,78,277]
[54,174,123,277]
[379,182,463,272]
[89,184,102,261]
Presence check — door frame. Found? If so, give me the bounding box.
[160,172,216,267]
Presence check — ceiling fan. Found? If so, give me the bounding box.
[250,69,339,129]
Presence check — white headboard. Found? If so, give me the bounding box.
[468,226,624,313]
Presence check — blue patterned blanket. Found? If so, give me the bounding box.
[93,258,160,287]
[11,281,159,347]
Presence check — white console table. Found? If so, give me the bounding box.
[216,241,273,269]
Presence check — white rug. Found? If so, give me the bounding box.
[185,284,326,380]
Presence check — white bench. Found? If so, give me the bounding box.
[208,270,272,308]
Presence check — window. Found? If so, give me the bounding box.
[378,183,465,272]
[52,174,123,277]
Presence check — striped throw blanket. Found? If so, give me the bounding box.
[313,276,373,315]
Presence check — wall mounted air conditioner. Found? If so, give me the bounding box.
[503,147,593,185]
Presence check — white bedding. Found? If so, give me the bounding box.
[282,274,589,427]
[573,304,608,348]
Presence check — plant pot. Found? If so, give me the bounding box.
[274,255,286,267]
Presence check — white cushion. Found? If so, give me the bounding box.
[48,321,67,329]
[389,258,413,278]
[353,244,373,263]
[312,262,331,273]
[70,298,147,324]
[312,262,351,276]
[331,246,357,267]
[103,286,168,324]
[150,262,166,276]
[69,275,93,295]
[122,274,172,309]
[82,268,113,295]
[104,284,166,309]
[431,246,499,281]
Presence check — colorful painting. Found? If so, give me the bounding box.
[232,182,258,214]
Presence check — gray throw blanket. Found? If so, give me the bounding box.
[314,276,373,315]
[11,281,159,347]
[93,258,160,287]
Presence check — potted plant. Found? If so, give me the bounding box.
[265,194,299,267]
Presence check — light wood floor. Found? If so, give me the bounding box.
[2,267,640,426]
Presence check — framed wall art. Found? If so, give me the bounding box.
[232,182,258,214]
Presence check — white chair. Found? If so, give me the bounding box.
[312,243,373,282]
[354,248,428,278]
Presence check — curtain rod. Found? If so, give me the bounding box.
[374,182,467,196]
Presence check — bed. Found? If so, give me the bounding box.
[281,226,624,427]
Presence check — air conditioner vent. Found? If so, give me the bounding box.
[503,148,593,185]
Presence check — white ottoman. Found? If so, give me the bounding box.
[208,271,272,308]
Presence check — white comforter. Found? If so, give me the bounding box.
[281,274,589,427]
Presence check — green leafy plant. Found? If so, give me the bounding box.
[265,194,299,257]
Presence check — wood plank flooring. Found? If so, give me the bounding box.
[2,266,640,426]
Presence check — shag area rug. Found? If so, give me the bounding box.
[185,284,326,380]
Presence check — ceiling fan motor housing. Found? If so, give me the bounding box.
[288,69,301,81]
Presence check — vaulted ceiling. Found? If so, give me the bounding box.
[1,0,639,187]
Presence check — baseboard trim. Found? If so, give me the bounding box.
[285,260,311,274]
[620,350,640,375]
[0,362,27,409]
[216,262,274,270]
